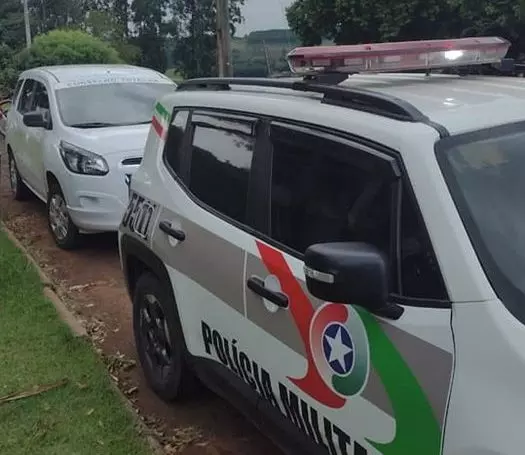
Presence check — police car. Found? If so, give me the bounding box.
[119,37,524,455]
[5,64,176,249]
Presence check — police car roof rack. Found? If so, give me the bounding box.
[177,77,428,123]
[177,37,510,125]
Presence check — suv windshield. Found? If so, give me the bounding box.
[56,82,174,128]
[437,123,525,321]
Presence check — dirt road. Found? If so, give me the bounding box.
[0,142,280,455]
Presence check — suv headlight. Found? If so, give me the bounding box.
[59,141,109,176]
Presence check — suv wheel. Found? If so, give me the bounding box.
[133,272,197,402]
[47,183,81,250]
[8,152,29,201]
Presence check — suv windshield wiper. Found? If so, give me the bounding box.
[69,122,121,129]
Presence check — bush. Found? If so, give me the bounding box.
[113,41,142,65]
[16,29,123,71]
[0,44,16,98]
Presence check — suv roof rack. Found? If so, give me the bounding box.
[177,77,432,124]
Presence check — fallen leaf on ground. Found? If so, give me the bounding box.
[0,379,68,406]
[125,386,138,396]
[69,284,91,292]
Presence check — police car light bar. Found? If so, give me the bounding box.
[287,37,511,75]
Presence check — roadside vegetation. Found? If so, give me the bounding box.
[0,229,151,455]
[3,0,525,99]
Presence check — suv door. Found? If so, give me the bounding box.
[244,122,454,455]
[25,80,52,198]
[10,78,36,183]
[152,109,266,414]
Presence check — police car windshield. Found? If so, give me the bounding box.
[56,82,174,128]
[437,123,525,321]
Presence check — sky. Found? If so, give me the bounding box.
[236,0,294,36]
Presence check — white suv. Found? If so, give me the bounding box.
[119,37,525,455]
[5,64,176,249]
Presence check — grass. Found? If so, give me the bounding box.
[0,230,152,455]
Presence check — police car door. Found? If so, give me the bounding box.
[244,122,454,455]
[151,109,267,412]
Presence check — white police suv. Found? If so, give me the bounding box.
[5,64,176,249]
[119,37,524,455]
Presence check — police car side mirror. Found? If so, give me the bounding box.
[304,242,404,320]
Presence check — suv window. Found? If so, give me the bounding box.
[400,185,448,300]
[269,123,394,259]
[17,79,36,114]
[188,112,257,224]
[164,110,190,175]
[33,82,50,111]
[269,123,447,301]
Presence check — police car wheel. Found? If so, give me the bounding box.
[8,151,30,201]
[133,272,197,402]
[47,183,81,250]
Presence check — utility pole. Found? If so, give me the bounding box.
[216,0,232,77]
[22,0,32,49]
[262,40,272,76]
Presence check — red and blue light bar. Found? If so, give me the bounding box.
[287,37,511,74]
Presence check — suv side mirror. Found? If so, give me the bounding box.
[23,110,51,129]
[304,242,404,319]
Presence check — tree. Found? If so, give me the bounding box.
[286,0,332,45]
[286,0,459,45]
[131,0,169,71]
[0,44,17,98]
[16,29,122,70]
[29,0,97,34]
[0,0,25,50]
[169,0,245,78]
[83,9,142,64]
[114,0,131,38]
[454,0,525,57]
[84,10,125,42]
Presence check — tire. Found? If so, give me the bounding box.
[7,151,30,201]
[47,183,82,250]
[133,272,197,402]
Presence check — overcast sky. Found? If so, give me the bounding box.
[236,0,294,36]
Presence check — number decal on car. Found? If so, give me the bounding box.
[122,192,157,240]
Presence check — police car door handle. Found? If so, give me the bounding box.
[247,276,289,309]
[159,221,186,242]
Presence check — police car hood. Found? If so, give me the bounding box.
[63,123,150,157]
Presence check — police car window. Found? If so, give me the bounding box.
[400,185,448,300]
[164,110,189,175]
[17,79,36,114]
[269,124,394,262]
[189,113,256,224]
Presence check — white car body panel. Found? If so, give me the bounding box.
[121,73,525,455]
[5,64,176,233]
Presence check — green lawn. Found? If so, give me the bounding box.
[0,230,152,455]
